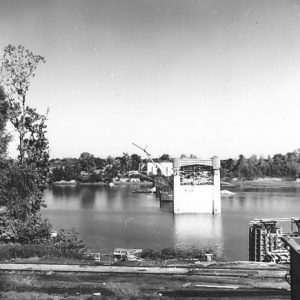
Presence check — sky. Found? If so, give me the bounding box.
[1,0,300,160]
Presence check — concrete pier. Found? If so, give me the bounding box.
[173,157,221,214]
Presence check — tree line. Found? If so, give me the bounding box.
[221,152,300,181]
[50,150,300,183]
[49,153,174,183]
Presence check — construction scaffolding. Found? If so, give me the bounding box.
[249,218,300,263]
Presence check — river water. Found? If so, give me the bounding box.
[42,184,300,260]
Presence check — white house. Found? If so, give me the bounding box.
[146,161,173,176]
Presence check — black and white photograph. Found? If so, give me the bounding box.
[0,0,299,299]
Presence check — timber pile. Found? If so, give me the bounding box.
[0,261,290,298]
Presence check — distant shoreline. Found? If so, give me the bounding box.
[223,177,300,189]
[52,180,153,186]
[52,177,300,189]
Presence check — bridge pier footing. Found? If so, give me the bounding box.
[173,156,221,214]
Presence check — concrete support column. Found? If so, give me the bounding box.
[173,158,180,214]
[213,169,221,213]
[212,156,221,214]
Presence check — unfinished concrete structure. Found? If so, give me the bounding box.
[249,217,300,263]
[173,157,221,214]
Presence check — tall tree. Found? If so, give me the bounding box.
[0,44,46,164]
[0,86,10,157]
[119,153,130,173]
[0,45,51,243]
[130,153,141,171]
[160,153,172,162]
[0,85,10,215]
[79,152,96,173]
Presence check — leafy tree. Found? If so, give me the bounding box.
[88,172,103,183]
[233,154,246,178]
[94,157,106,169]
[63,158,77,181]
[0,85,10,213]
[256,157,267,178]
[272,154,288,177]
[160,153,172,162]
[51,229,89,258]
[1,45,49,190]
[51,166,65,182]
[0,86,10,157]
[0,44,51,243]
[2,214,52,244]
[107,155,114,165]
[220,158,235,179]
[79,152,96,173]
[1,44,46,164]
[115,153,130,174]
[105,159,120,181]
[286,152,300,177]
[130,153,141,171]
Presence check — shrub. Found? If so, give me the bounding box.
[50,228,89,259]
[0,214,52,244]
[0,243,59,260]
[0,229,90,261]
[140,246,216,260]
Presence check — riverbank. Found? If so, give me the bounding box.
[53,180,153,186]
[223,177,300,190]
[53,177,300,189]
[0,261,290,299]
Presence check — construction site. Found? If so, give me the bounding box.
[248,217,300,299]
[150,157,221,214]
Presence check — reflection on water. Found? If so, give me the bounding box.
[174,214,223,257]
[42,185,300,260]
[160,201,173,212]
[52,185,80,199]
[80,188,96,209]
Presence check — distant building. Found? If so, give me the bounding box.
[128,170,140,176]
[80,171,89,177]
[93,169,102,174]
[129,178,140,183]
[146,161,173,176]
[119,178,128,183]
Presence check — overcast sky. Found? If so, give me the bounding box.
[1,0,300,159]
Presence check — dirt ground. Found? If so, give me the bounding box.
[0,261,291,299]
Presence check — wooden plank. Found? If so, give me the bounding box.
[159,288,290,298]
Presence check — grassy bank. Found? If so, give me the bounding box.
[140,247,218,260]
[0,244,219,264]
[0,243,94,264]
[0,228,94,264]
[223,177,300,190]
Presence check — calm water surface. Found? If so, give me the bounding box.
[42,185,300,260]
